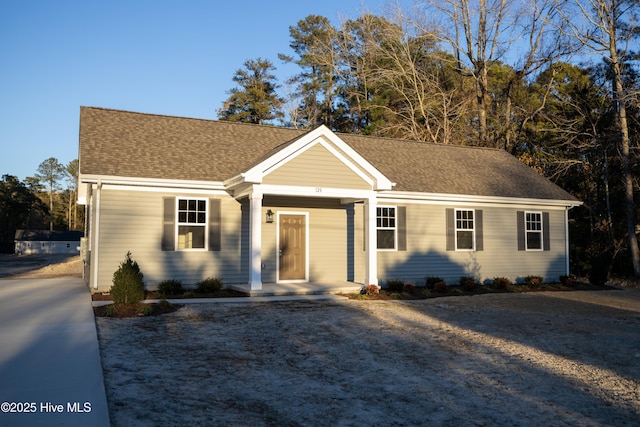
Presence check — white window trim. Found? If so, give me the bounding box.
[175,197,208,252]
[377,205,397,251]
[525,211,544,251]
[455,208,475,251]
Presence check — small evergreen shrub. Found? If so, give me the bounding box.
[110,252,145,304]
[386,279,405,293]
[492,277,510,289]
[433,280,447,293]
[158,279,184,296]
[158,299,172,309]
[182,291,196,298]
[403,283,416,294]
[137,305,153,316]
[524,275,544,289]
[426,276,444,290]
[103,304,118,317]
[197,277,223,293]
[459,276,477,291]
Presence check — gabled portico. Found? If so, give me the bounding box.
[224,125,394,291]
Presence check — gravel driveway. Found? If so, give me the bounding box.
[96,289,640,426]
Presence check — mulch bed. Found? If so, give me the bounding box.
[91,289,247,318]
[347,281,616,300]
[93,302,183,318]
[92,281,618,318]
[91,289,248,301]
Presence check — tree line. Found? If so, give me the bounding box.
[0,158,82,253]
[217,0,640,280]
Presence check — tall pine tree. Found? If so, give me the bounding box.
[218,58,284,125]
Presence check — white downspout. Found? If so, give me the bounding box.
[92,180,102,290]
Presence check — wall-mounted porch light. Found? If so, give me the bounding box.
[266,209,274,223]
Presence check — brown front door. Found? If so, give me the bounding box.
[278,214,307,281]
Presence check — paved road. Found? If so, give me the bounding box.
[0,278,109,426]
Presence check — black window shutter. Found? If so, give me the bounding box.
[397,206,407,251]
[543,212,550,251]
[517,211,525,251]
[162,197,175,251]
[475,209,483,251]
[446,208,455,251]
[209,198,221,251]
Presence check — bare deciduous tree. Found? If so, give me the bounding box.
[422,0,518,146]
[561,0,640,276]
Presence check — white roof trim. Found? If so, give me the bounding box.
[378,190,582,208]
[79,174,226,191]
[225,125,394,190]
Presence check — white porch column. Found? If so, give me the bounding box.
[365,196,378,286]
[248,191,263,290]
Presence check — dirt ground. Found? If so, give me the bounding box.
[96,290,640,426]
[2,255,640,426]
[0,253,82,279]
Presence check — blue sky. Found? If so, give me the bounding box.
[0,0,404,182]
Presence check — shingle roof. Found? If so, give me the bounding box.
[79,107,578,202]
[15,230,83,242]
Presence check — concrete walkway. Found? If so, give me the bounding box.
[0,278,109,427]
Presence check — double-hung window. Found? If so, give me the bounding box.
[177,198,207,250]
[162,197,221,252]
[455,209,475,250]
[525,211,543,250]
[377,206,396,250]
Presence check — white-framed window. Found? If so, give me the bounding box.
[177,198,207,250]
[455,209,475,250]
[377,206,396,250]
[525,211,543,250]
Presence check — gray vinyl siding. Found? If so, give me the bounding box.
[263,143,371,190]
[356,202,568,286]
[94,189,244,291]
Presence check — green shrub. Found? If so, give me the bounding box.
[197,277,223,293]
[110,252,145,304]
[103,304,118,317]
[459,276,477,291]
[524,275,544,289]
[158,279,184,295]
[137,305,153,316]
[158,299,172,309]
[386,279,405,293]
[403,283,416,294]
[182,291,196,298]
[426,276,444,289]
[422,289,432,298]
[492,277,510,289]
[433,280,447,293]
